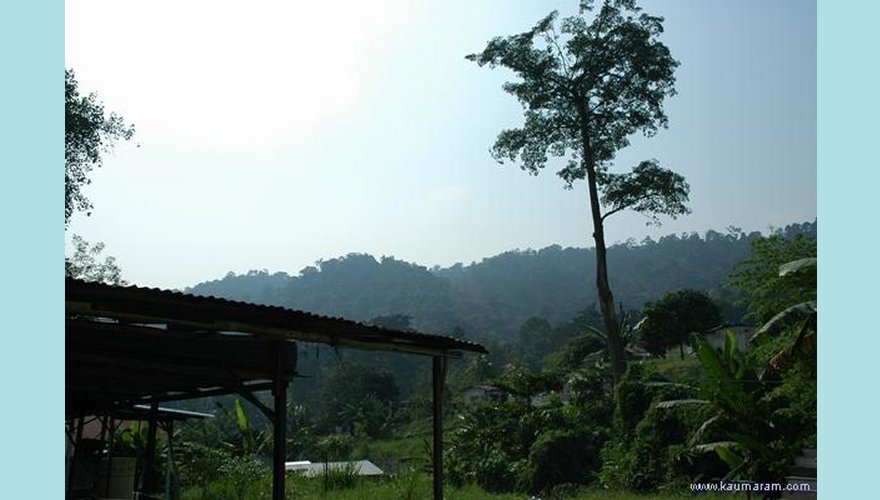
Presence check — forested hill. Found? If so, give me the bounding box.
[185,221,816,342]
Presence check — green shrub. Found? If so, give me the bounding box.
[448,381,611,495]
[522,429,598,494]
[219,455,267,500]
[318,462,360,492]
[612,364,652,438]
[446,400,533,491]
[600,365,701,492]
[175,443,232,498]
[388,466,428,500]
[315,434,354,461]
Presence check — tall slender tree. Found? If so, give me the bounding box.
[468,0,689,380]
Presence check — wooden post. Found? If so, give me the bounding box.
[432,355,446,500]
[164,420,175,500]
[142,399,160,494]
[66,417,84,500]
[104,417,116,497]
[273,343,289,500]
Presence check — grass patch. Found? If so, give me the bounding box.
[644,351,704,383]
[182,470,750,499]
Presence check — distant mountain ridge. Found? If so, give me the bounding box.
[185,221,816,342]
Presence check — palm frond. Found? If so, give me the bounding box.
[656,398,709,409]
[778,258,817,276]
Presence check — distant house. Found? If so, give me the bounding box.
[462,384,509,408]
[703,324,755,351]
[530,391,565,407]
[285,460,384,477]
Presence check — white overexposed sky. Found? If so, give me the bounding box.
[65,0,816,290]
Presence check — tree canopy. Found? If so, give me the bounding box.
[726,234,817,324]
[467,1,682,191]
[638,288,722,358]
[65,234,126,285]
[64,70,133,283]
[65,69,134,225]
[317,361,400,438]
[468,0,688,380]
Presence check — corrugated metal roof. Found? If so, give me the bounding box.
[67,278,486,418]
[66,277,486,357]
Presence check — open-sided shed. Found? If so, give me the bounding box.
[66,277,486,499]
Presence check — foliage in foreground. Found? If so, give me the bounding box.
[655,242,816,487]
[726,234,816,325]
[169,231,816,498]
[447,367,612,494]
[181,469,749,500]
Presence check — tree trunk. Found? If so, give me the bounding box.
[580,115,626,382]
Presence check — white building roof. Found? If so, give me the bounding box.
[284,460,384,477]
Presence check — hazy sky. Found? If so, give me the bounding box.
[65,0,816,290]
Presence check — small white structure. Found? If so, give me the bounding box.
[285,460,384,477]
[530,391,563,407]
[462,384,509,408]
[703,324,755,351]
[284,461,312,473]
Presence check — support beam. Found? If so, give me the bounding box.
[272,343,289,500]
[141,399,160,494]
[66,417,84,500]
[104,417,117,498]
[164,420,175,500]
[237,388,275,421]
[432,355,446,500]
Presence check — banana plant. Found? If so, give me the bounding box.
[750,257,817,379]
[657,332,784,482]
[211,398,272,457]
[580,306,643,369]
[233,399,255,455]
[751,300,816,379]
[751,256,816,361]
[661,257,817,483]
